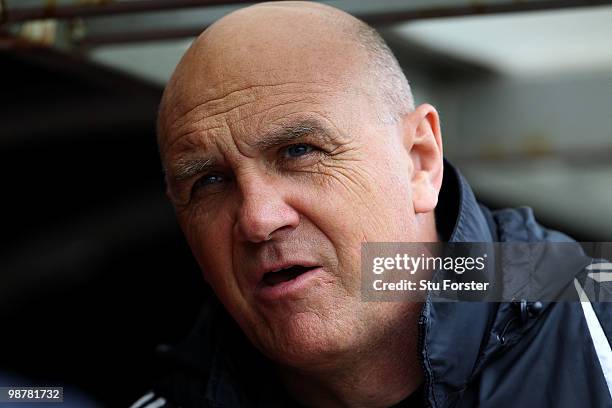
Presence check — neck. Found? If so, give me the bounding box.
[277,301,424,408]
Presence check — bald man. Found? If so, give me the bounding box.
[131,2,612,408]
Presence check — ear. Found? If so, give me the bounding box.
[401,104,444,214]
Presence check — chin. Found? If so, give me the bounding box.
[255,309,362,368]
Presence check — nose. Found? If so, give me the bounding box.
[234,175,300,243]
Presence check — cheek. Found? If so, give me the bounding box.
[293,187,368,284]
[362,151,416,234]
[179,211,235,285]
[310,170,413,241]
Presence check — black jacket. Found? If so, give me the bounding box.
[130,162,612,408]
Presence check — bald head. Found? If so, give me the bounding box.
[158,1,413,147]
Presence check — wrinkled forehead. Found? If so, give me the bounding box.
[158,6,372,152]
[161,75,357,159]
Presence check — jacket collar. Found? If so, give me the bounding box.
[437,159,495,243]
[421,160,499,407]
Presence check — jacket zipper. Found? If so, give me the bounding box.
[418,304,434,408]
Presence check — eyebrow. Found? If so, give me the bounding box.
[167,120,332,183]
[253,122,320,150]
[169,157,215,182]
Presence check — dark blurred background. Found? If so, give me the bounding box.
[1,1,611,406]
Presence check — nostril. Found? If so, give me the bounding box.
[235,204,274,242]
[235,202,300,243]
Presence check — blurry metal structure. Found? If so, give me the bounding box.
[1,0,611,47]
[2,0,610,22]
[1,0,257,22]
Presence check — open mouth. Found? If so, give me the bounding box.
[262,265,318,286]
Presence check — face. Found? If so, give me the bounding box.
[159,26,438,367]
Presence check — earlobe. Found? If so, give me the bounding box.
[403,104,444,214]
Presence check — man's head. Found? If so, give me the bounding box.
[158,1,443,368]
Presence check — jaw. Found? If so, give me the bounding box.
[243,293,368,368]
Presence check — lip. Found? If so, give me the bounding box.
[254,266,324,302]
[253,260,320,283]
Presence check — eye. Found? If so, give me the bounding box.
[192,174,226,192]
[284,143,314,158]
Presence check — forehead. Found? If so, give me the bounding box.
[161,71,365,158]
[158,6,376,152]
